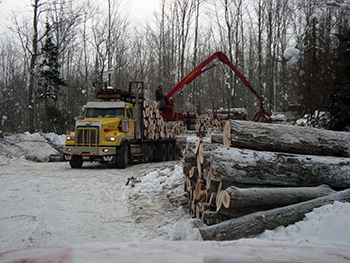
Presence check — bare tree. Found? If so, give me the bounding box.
[10,0,47,133]
[0,37,25,132]
[90,0,129,88]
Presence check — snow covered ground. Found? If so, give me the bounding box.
[0,132,350,262]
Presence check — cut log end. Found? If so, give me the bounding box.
[41,156,50,163]
[223,120,231,147]
[220,190,231,209]
[194,180,202,200]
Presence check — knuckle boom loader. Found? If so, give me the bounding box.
[158,51,272,123]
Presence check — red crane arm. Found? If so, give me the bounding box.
[164,51,272,123]
[166,51,262,102]
[166,53,219,99]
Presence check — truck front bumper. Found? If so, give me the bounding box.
[63,146,116,162]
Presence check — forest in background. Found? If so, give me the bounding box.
[0,0,349,134]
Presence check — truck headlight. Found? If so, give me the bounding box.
[66,136,75,141]
[107,136,116,141]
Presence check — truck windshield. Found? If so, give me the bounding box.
[86,108,124,118]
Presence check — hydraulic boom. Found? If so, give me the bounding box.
[161,51,272,123]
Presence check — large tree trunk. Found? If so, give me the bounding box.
[216,185,335,217]
[223,120,350,157]
[211,147,350,189]
[199,189,350,241]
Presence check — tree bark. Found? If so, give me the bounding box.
[199,189,350,241]
[226,120,350,157]
[220,184,335,209]
[28,0,42,133]
[211,147,350,189]
[217,185,335,217]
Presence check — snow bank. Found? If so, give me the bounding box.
[171,216,203,241]
[258,201,350,245]
[43,132,66,146]
[130,165,203,241]
[0,132,62,164]
[137,165,184,191]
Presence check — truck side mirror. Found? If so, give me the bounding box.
[121,117,129,133]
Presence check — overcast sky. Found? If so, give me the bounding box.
[0,0,158,34]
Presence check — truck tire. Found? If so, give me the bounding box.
[142,144,150,163]
[166,143,174,161]
[156,143,167,162]
[116,143,129,169]
[69,156,83,168]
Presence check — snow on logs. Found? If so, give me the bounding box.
[180,121,350,241]
[211,147,350,189]
[215,119,350,157]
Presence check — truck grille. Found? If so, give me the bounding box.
[76,127,99,147]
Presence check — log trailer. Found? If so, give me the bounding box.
[63,82,177,169]
[159,51,272,123]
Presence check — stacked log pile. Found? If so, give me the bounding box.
[184,108,246,131]
[194,114,225,132]
[192,108,247,132]
[142,95,185,140]
[206,107,247,121]
[180,120,350,241]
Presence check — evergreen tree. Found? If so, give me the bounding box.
[38,23,65,103]
[37,23,66,132]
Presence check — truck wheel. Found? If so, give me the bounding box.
[157,143,166,162]
[116,143,129,169]
[174,147,180,160]
[142,144,150,163]
[69,156,83,168]
[166,143,174,161]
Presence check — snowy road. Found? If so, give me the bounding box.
[0,160,185,253]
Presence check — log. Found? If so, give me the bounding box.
[202,211,231,226]
[194,138,201,155]
[226,120,350,157]
[211,147,350,189]
[210,133,224,144]
[219,184,335,209]
[216,185,335,217]
[207,108,247,115]
[217,205,278,218]
[199,189,350,241]
[41,156,50,163]
[48,154,64,162]
[223,120,230,147]
[177,136,225,156]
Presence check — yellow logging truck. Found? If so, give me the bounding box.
[63,82,177,168]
